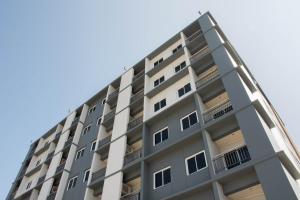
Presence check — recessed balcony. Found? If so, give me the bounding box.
[196,66,220,89]
[91,167,107,184]
[128,116,143,132]
[121,177,141,200]
[203,99,233,123]
[189,45,211,66]
[102,108,116,132]
[227,184,266,200]
[124,148,142,167]
[107,89,119,107]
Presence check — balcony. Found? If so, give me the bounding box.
[64,137,73,148]
[107,89,119,106]
[130,90,144,104]
[185,29,203,45]
[71,117,79,128]
[102,108,116,131]
[37,175,46,185]
[124,149,142,166]
[190,45,211,65]
[120,191,140,200]
[47,192,56,200]
[133,70,145,82]
[35,142,51,155]
[53,132,61,143]
[196,67,219,89]
[55,162,65,174]
[128,116,143,131]
[97,135,112,151]
[213,145,251,174]
[203,99,233,123]
[46,151,54,161]
[91,167,106,183]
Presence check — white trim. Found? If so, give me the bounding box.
[154,98,167,112]
[177,82,192,98]
[83,169,90,183]
[153,126,169,146]
[185,150,207,175]
[67,176,78,190]
[96,116,102,126]
[75,147,86,160]
[153,166,171,190]
[90,140,97,151]
[88,105,96,115]
[102,98,106,105]
[82,124,92,135]
[180,111,199,131]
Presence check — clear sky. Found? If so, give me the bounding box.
[1,0,300,198]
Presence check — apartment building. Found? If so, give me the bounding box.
[6,12,300,200]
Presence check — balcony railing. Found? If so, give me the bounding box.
[64,137,73,148]
[103,108,116,122]
[97,135,112,149]
[130,90,144,104]
[91,167,107,183]
[127,116,143,131]
[190,45,210,64]
[37,175,46,185]
[196,68,219,89]
[71,117,79,128]
[55,162,65,174]
[107,89,119,102]
[46,151,54,161]
[124,149,142,166]
[120,191,140,200]
[186,29,203,44]
[213,145,251,174]
[54,132,61,141]
[133,70,145,82]
[47,192,56,200]
[203,99,233,123]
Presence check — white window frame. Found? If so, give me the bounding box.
[67,176,78,190]
[154,76,165,87]
[180,111,199,131]
[185,151,207,175]
[26,181,32,189]
[153,166,171,190]
[75,148,85,160]
[82,124,91,135]
[97,116,102,126]
[153,127,169,146]
[90,140,97,151]
[177,83,192,98]
[88,105,96,115]
[175,61,187,73]
[83,169,90,183]
[102,99,106,105]
[154,98,167,112]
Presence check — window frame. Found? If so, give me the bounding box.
[88,105,96,115]
[90,140,97,151]
[185,151,207,175]
[82,124,92,135]
[175,61,187,73]
[83,169,90,183]
[96,116,102,126]
[178,83,192,98]
[67,176,78,191]
[75,147,85,160]
[154,98,167,112]
[153,166,171,189]
[153,127,169,146]
[154,76,165,87]
[154,57,164,67]
[172,44,182,54]
[180,111,199,131]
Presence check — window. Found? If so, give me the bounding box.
[67,176,78,190]
[172,44,182,54]
[154,58,164,67]
[26,181,32,189]
[97,116,102,125]
[178,83,191,97]
[88,105,96,115]
[83,169,90,182]
[180,111,198,131]
[175,61,187,73]
[91,140,97,151]
[185,151,207,175]
[82,125,91,135]
[102,99,106,105]
[36,160,41,167]
[154,99,166,112]
[153,127,169,146]
[154,76,165,87]
[75,148,85,160]
[153,167,171,189]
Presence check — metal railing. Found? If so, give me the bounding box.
[130,90,144,104]
[203,99,233,123]
[213,145,251,174]
[46,151,54,161]
[55,162,65,174]
[64,138,73,148]
[103,108,116,122]
[196,68,219,89]
[107,89,119,102]
[186,29,203,43]
[47,192,56,200]
[120,191,140,200]
[97,135,112,149]
[190,45,210,64]
[124,149,142,166]
[91,167,106,183]
[128,116,143,131]
[133,70,145,82]
[37,175,46,185]
[71,117,79,128]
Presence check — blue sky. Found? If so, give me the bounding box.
[1,0,300,198]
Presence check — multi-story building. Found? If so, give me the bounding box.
[6,12,300,200]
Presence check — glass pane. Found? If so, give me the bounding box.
[175,66,180,73]
[196,153,206,169]
[189,112,198,126]
[163,168,171,184]
[181,61,186,68]
[187,158,197,174]
[160,99,166,108]
[154,80,159,87]
[162,129,168,141]
[155,172,163,188]
[182,117,189,130]
[160,76,165,82]
[154,103,160,112]
[154,133,161,145]
[185,83,191,93]
[178,88,184,97]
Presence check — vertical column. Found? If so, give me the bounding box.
[212,181,229,200]
[101,69,134,200]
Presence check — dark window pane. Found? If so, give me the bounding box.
[185,83,191,93]
[154,61,158,67]
[189,112,198,126]
[68,180,73,190]
[196,153,206,169]
[154,103,160,112]
[162,129,168,141]
[181,61,186,68]
[172,49,177,54]
[159,58,163,63]
[178,88,184,97]
[182,117,189,130]
[175,66,180,73]
[154,80,159,87]
[160,99,166,108]
[154,133,161,145]
[155,172,163,188]
[160,76,165,82]
[178,44,182,49]
[163,168,171,184]
[73,178,77,187]
[187,158,197,174]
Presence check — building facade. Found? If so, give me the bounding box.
[6,12,300,200]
